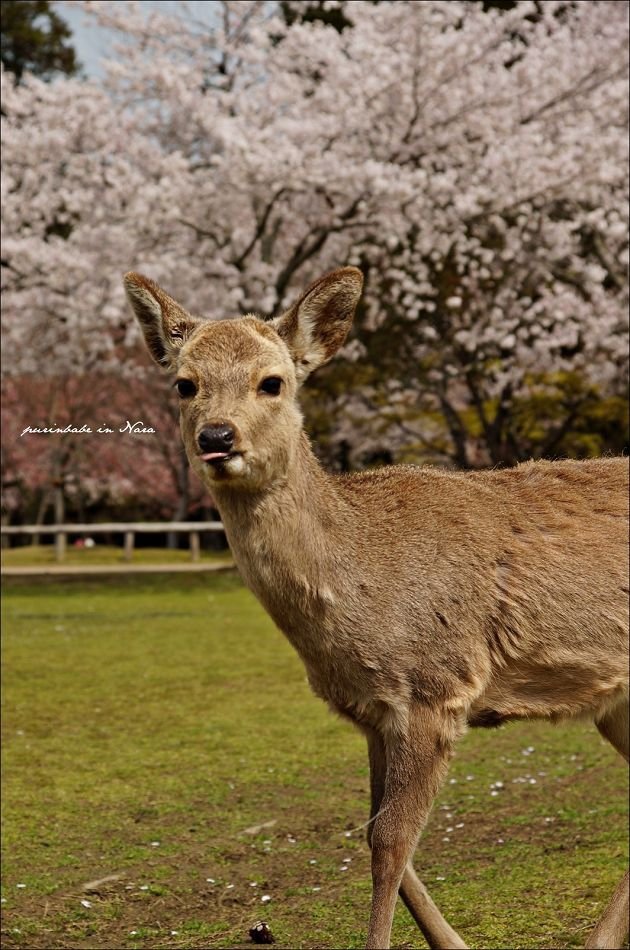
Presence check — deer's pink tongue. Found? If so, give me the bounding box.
[201,452,230,462]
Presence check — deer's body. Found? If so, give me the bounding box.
[125,266,629,950]
[216,446,628,737]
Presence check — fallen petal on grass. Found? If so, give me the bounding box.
[243,820,277,836]
[83,873,123,893]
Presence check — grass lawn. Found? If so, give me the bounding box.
[1,574,628,950]
[2,545,232,568]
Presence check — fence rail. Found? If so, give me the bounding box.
[1,522,225,563]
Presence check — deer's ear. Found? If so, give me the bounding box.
[123,272,201,368]
[271,267,363,384]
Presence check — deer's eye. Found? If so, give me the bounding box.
[175,378,197,399]
[258,376,283,396]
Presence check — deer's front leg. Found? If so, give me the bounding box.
[366,706,455,950]
[366,728,468,950]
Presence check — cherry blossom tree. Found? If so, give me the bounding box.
[0,64,203,523]
[2,0,628,519]
[1,369,210,527]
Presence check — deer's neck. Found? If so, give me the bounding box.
[211,434,350,628]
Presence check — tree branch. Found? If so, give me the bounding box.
[232,188,287,270]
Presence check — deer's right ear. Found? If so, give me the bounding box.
[123,272,201,369]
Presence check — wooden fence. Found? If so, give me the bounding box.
[1,522,225,563]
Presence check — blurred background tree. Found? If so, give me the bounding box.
[0,0,79,82]
[1,0,628,527]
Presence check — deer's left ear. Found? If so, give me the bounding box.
[123,272,202,369]
[271,267,363,384]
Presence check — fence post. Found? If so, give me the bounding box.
[189,531,200,562]
[124,531,135,562]
[55,531,66,563]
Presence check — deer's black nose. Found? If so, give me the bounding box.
[198,424,235,455]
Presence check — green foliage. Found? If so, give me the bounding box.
[502,374,629,462]
[0,0,79,82]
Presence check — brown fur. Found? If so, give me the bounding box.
[124,267,629,950]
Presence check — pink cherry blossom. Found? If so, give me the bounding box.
[1,0,628,518]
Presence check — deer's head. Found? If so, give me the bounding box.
[124,268,363,492]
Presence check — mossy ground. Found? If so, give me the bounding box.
[1,574,627,949]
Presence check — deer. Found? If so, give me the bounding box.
[124,266,629,950]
